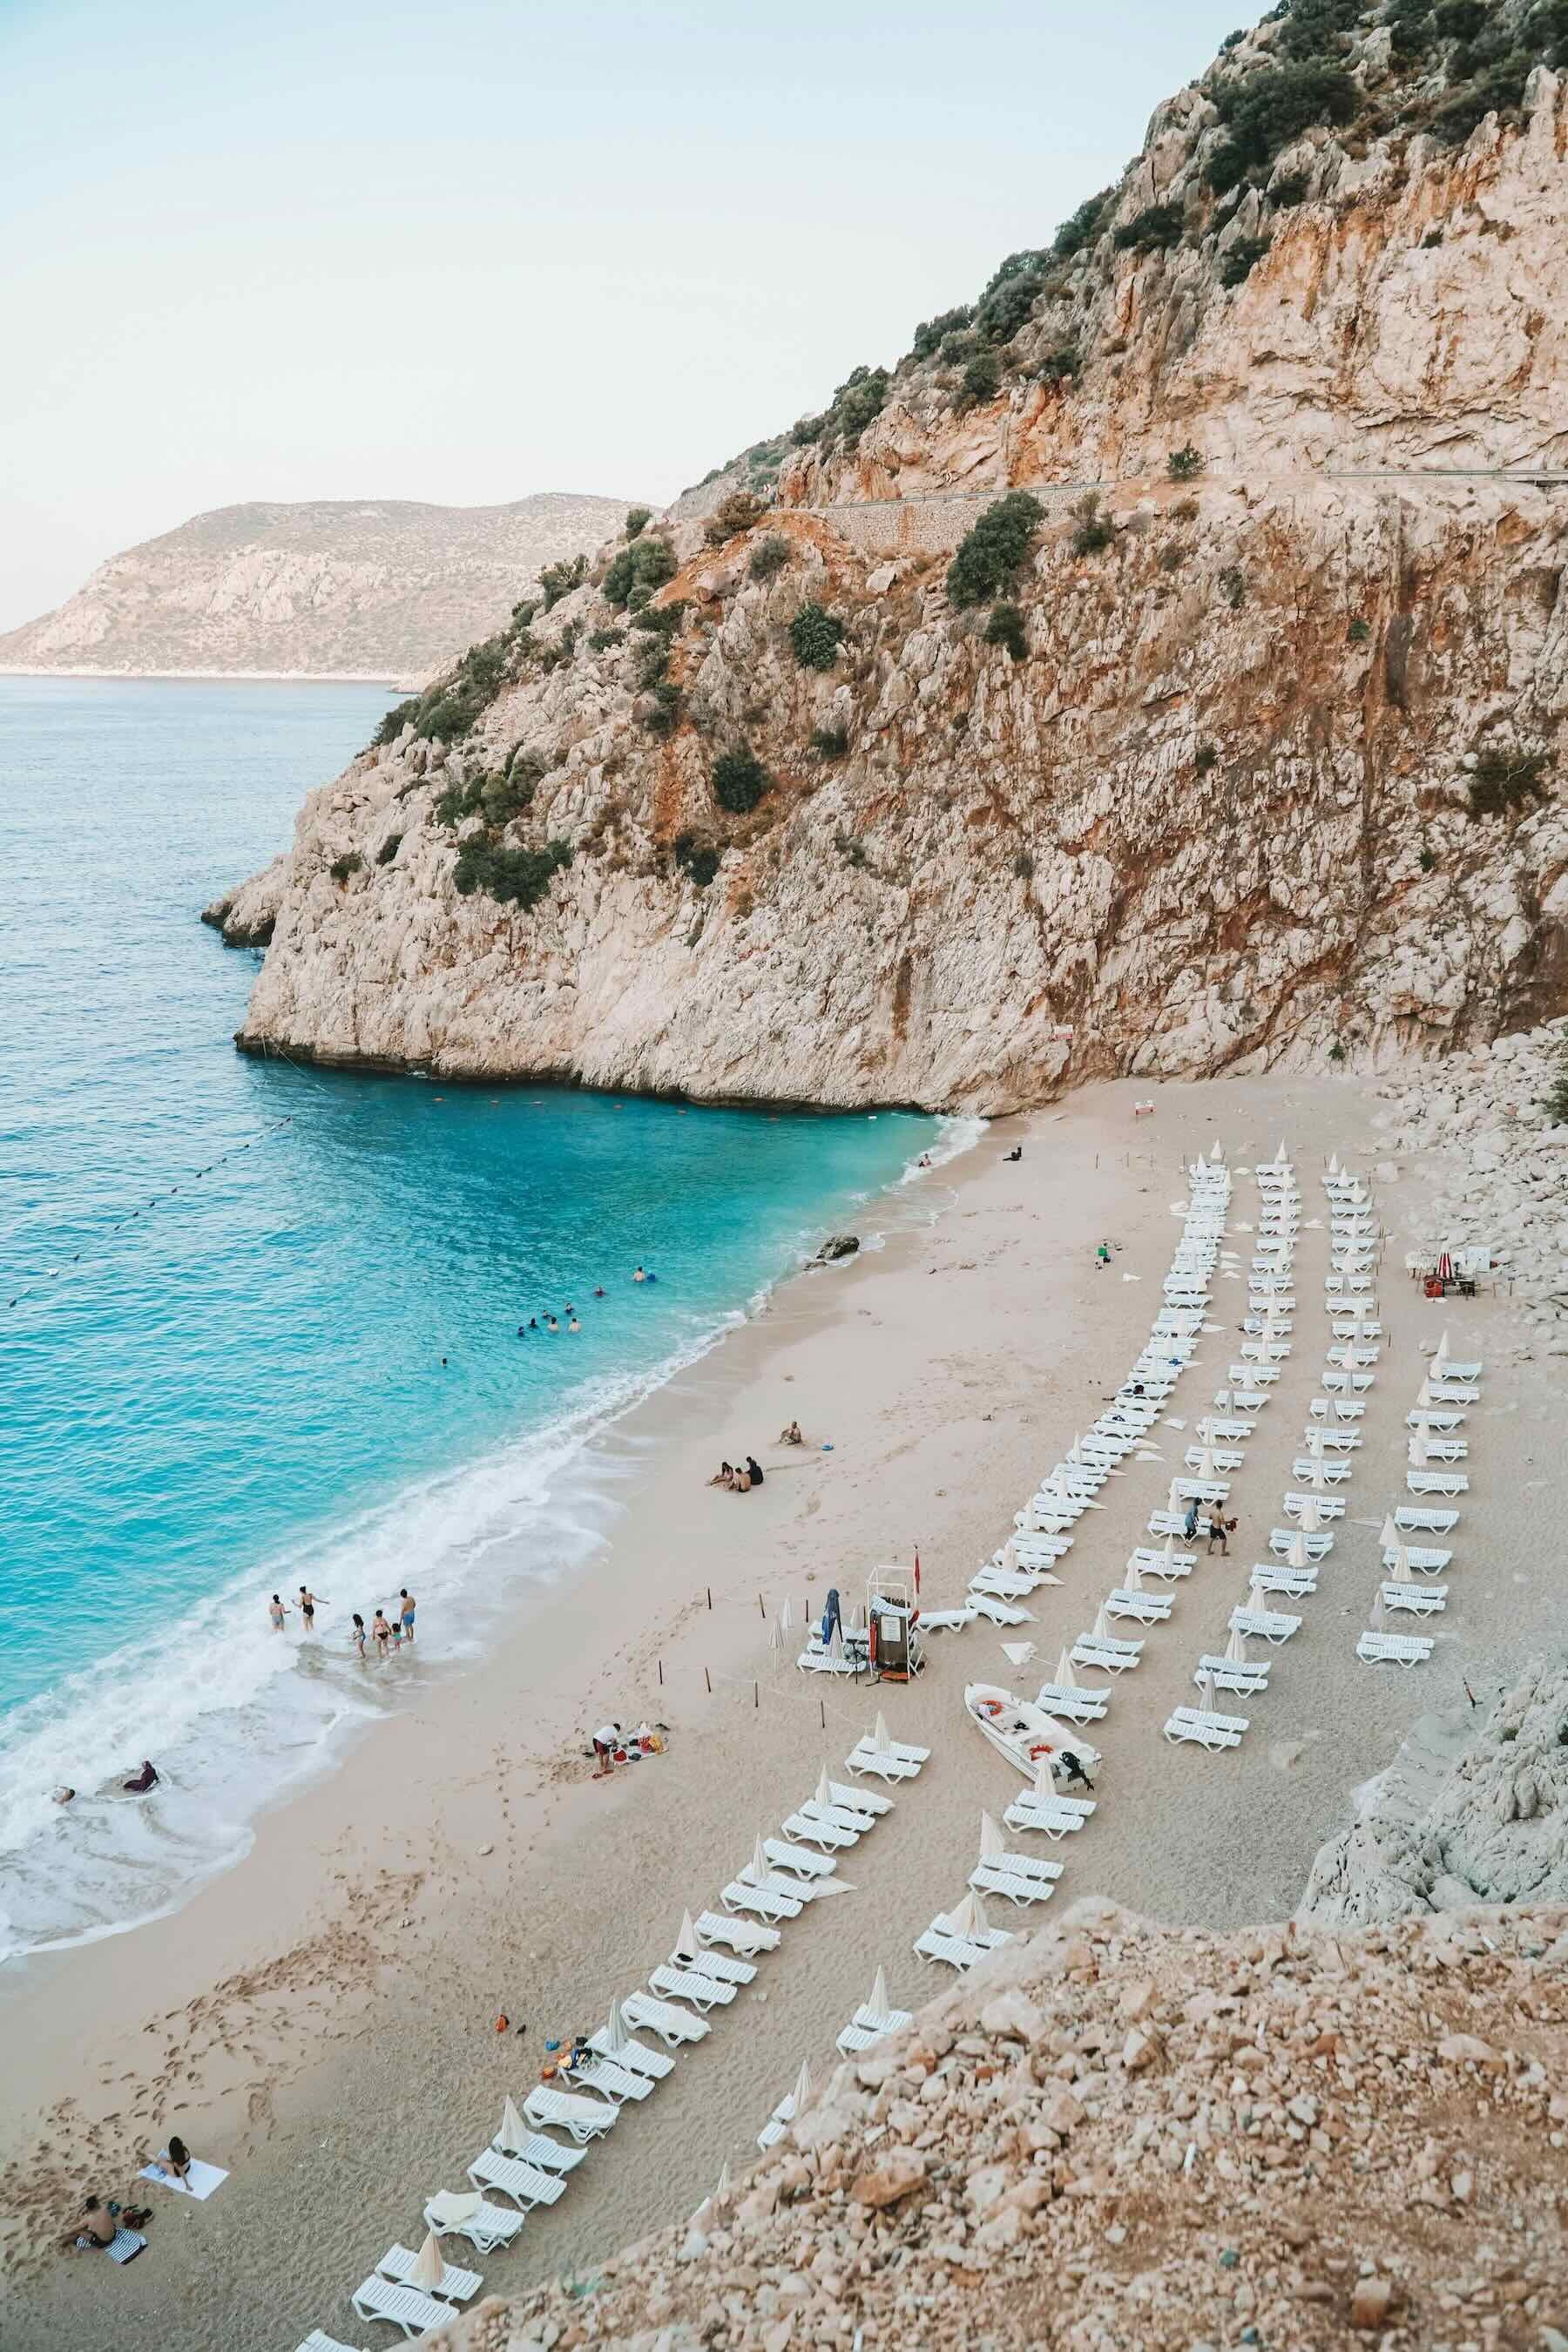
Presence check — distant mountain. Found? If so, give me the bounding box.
[0,495,641,680]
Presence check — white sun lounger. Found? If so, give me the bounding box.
[1203,1418,1257,1442]
[569,2051,653,2103]
[1250,1565,1316,1598]
[1407,1470,1469,1497]
[1412,1433,1468,1459]
[971,1568,1049,1600]
[789,1799,868,1842]
[1382,1544,1450,1575]
[1427,1380,1479,1403]
[1104,1586,1173,1625]
[836,2003,916,2056]
[1328,1345,1379,1368]
[823,1778,889,1816]
[1163,1707,1248,1750]
[619,1991,711,2047]
[1381,1579,1448,1616]
[1309,1397,1365,1421]
[423,2196,524,2254]
[1002,1790,1095,1838]
[740,1868,827,1908]
[969,1852,1064,1905]
[1218,1388,1270,1411]
[1171,1477,1231,1504]
[490,2118,585,2173]
[1034,1680,1109,1722]
[1127,1545,1196,1580]
[586,2025,675,2079]
[1321,1369,1375,1393]
[1071,1631,1143,1673]
[1228,1362,1280,1385]
[1195,1654,1271,1695]
[1290,1457,1352,1484]
[1436,1357,1482,1381]
[1283,1493,1346,1522]
[914,1921,1017,1970]
[783,1808,856,1852]
[523,2084,618,2140]
[694,1908,780,1956]
[1358,1630,1435,1666]
[758,2090,803,2152]
[917,1605,979,1632]
[671,1942,754,1985]
[762,1837,835,1882]
[649,1964,736,2012]
[1230,1605,1300,1645]
[1301,1427,1361,1451]
[1185,1445,1244,1473]
[350,2278,453,2339]
[720,1876,803,1922]
[1331,1318,1382,1339]
[846,1737,924,1781]
[377,2243,482,2305]
[295,2335,365,2352]
[1269,1525,1332,1558]
[1405,1407,1464,1432]
[1395,1504,1459,1533]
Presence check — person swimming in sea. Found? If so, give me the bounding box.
[545,1315,559,1332]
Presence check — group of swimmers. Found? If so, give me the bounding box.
[267,1585,418,1657]
[517,1266,658,1338]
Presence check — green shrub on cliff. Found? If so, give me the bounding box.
[788,602,846,672]
[673,831,720,887]
[946,491,1044,608]
[1219,234,1271,287]
[454,836,572,908]
[956,351,1003,412]
[984,602,1029,661]
[748,536,792,583]
[791,365,890,454]
[602,534,678,609]
[373,698,419,747]
[624,506,652,539]
[1207,60,1356,188]
[538,556,585,612]
[712,746,769,814]
[1113,201,1186,253]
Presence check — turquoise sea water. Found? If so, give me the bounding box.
[0,676,952,1957]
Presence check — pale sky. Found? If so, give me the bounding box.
[0,0,1247,631]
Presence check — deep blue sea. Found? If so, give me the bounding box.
[0,675,957,1957]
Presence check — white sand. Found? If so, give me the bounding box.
[2,1071,1558,2349]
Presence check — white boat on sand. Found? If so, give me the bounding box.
[964,1683,1100,1782]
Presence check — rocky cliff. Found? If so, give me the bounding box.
[0,495,633,680]
[417,1894,1568,2352]
[223,1,1568,1107]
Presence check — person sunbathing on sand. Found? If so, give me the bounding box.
[151,2135,193,2187]
[778,1419,803,1445]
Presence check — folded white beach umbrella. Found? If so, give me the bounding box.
[426,2191,481,2231]
[1380,1513,1400,1549]
[1195,1446,1218,1478]
[979,1810,1005,1862]
[717,2160,732,2200]
[1033,1755,1057,1799]
[605,1997,630,2055]
[1288,1529,1309,1570]
[1370,1591,1386,1632]
[752,1834,769,1879]
[793,2058,814,2113]
[767,1615,783,1653]
[779,1597,794,1636]
[1224,1625,1247,1666]
[1001,1640,1036,1668]
[1211,1138,1224,1160]
[1417,1377,1434,1407]
[1276,1137,1288,1166]
[1328,1152,1340,1176]
[1168,1479,1185,1515]
[1390,1534,1410,1576]
[869,1964,889,2016]
[1435,1326,1451,1367]
[1198,1667,1217,1712]
[827,1619,845,1661]
[1408,1434,1427,1467]
[1124,1557,1145,1593]
[1000,1536,1019,1571]
[675,1911,700,1964]
[412,2231,447,2294]
[875,1712,892,1752]
[500,2094,525,2152]
[815,1763,832,1808]
[1055,1646,1078,1688]
[1301,1460,1328,1490]
[1092,1604,1112,1643]
[1305,1427,1325,1458]
[950,1889,988,1940]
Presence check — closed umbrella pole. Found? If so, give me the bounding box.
[869,1966,889,2017]
[411,2232,446,2295]
[1055,1646,1078,1689]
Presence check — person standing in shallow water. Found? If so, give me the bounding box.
[398,1589,416,1644]
[350,1613,368,1660]
[267,1593,289,1632]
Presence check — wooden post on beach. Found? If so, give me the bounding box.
[706,1586,712,1611]
[658,1658,663,1686]
[820,1700,826,1730]
[705,1666,711,1693]
[757,1592,765,1617]
[754,1681,759,1709]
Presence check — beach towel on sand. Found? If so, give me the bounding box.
[139,2157,227,2200]
[77,2227,145,2263]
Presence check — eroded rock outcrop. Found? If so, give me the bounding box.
[1300,1654,1568,1923]
[416,1894,1568,2352]
[225,7,1568,1106]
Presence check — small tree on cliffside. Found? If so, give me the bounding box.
[946,492,1045,608]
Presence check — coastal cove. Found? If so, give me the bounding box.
[0,674,948,1965]
[4,1058,1560,2352]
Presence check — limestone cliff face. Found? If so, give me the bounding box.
[0,494,632,679]
[226,15,1568,1110]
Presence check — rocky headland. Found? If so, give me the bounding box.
[216,0,1568,1105]
[0,494,634,682]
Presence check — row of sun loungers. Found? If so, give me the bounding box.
[1360,1325,1480,1666]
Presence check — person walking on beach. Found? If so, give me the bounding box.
[1206,1508,1229,1557]
[267,1593,289,1632]
[297,1585,326,1633]
[371,1609,392,1658]
[1183,1498,1200,1543]
[399,1588,416,1644]
[350,1613,368,1660]
[1059,1749,1095,1792]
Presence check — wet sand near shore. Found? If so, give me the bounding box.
[3,1071,1560,2352]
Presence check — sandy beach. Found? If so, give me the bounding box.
[2,1069,1559,2352]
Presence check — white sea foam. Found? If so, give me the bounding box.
[0,1119,974,1961]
